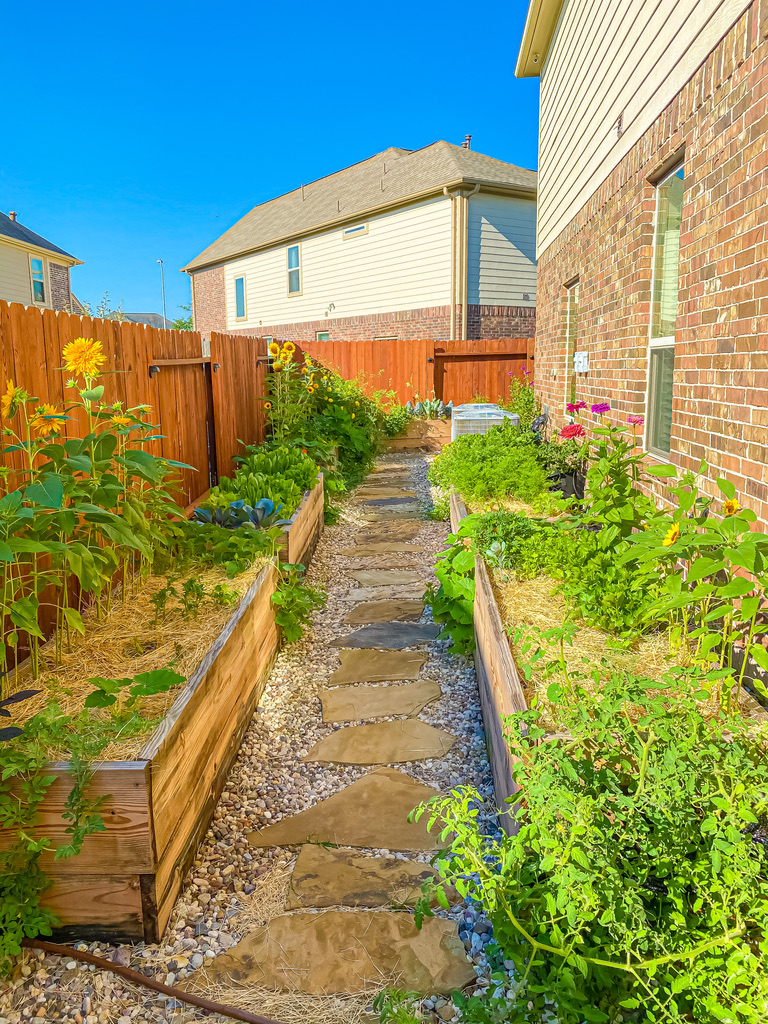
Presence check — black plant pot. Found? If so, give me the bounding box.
[548,472,585,500]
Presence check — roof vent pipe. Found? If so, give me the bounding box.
[462,135,472,149]
[8,211,17,222]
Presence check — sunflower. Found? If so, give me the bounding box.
[1,379,23,420]
[723,498,741,517]
[111,414,132,428]
[662,523,680,547]
[355,401,359,407]
[268,342,280,356]
[29,403,62,437]
[62,337,105,378]
[273,362,283,372]
[283,341,295,354]
[264,402,272,410]
[351,412,355,419]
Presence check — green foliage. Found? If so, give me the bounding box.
[427,493,451,522]
[416,673,768,1024]
[498,370,540,430]
[211,583,239,607]
[271,563,326,642]
[428,422,549,504]
[383,404,411,437]
[425,529,475,655]
[209,445,318,517]
[170,304,193,331]
[465,510,564,580]
[174,519,278,578]
[373,990,428,1023]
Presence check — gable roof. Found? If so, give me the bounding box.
[183,141,537,272]
[123,313,174,329]
[0,211,80,263]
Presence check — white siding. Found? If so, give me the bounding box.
[467,195,537,306]
[537,0,752,255]
[0,241,32,304]
[223,197,452,330]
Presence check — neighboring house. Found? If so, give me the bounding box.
[183,140,537,342]
[0,211,82,312]
[517,0,768,519]
[123,313,174,329]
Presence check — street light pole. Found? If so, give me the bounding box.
[156,259,167,326]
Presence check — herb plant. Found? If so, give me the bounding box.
[424,529,476,655]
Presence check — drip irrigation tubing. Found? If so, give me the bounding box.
[21,938,289,1024]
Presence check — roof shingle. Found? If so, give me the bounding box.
[0,211,78,261]
[184,141,537,271]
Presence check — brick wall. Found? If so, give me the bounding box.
[48,263,71,312]
[217,303,535,342]
[534,0,768,522]
[191,265,226,339]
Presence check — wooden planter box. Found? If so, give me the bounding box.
[276,473,324,565]
[385,419,451,452]
[450,495,526,835]
[7,481,325,943]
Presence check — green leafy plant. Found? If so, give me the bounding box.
[211,583,239,607]
[498,366,540,430]
[415,672,768,1023]
[271,563,326,642]
[180,577,205,619]
[383,404,411,437]
[425,528,475,655]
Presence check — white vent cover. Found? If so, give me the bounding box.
[451,407,520,442]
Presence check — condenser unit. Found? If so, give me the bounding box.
[450,407,520,442]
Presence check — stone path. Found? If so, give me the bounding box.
[1,453,497,1024]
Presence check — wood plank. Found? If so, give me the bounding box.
[44,874,144,942]
[0,762,153,874]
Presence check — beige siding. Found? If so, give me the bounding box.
[467,195,537,306]
[0,240,32,304]
[224,197,452,331]
[537,0,752,255]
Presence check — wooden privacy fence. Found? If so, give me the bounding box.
[299,336,534,406]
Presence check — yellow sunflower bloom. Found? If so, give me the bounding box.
[283,341,295,354]
[1,379,22,420]
[264,401,272,410]
[111,414,132,427]
[29,403,61,437]
[662,523,680,547]
[723,498,740,517]
[268,342,280,356]
[273,362,283,372]
[62,337,106,378]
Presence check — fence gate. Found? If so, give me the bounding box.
[434,339,534,406]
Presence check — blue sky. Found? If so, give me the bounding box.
[1,1,540,319]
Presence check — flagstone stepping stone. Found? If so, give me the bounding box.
[340,543,424,557]
[345,599,424,623]
[285,845,443,909]
[357,524,420,541]
[332,622,440,649]
[248,767,443,850]
[185,910,475,995]
[362,512,423,522]
[358,486,417,497]
[320,678,441,722]
[305,720,455,765]
[365,495,420,506]
[349,569,422,588]
[328,649,427,685]
[343,585,427,602]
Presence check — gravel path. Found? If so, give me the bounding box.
[0,454,500,1024]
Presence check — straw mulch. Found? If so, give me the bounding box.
[11,557,272,761]
[490,570,767,727]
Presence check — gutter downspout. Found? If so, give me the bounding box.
[443,186,458,339]
[460,183,481,341]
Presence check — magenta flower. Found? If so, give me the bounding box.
[591,402,611,415]
[627,414,644,426]
[575,401,587,410]
[560,423,586,440]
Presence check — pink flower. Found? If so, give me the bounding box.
[567,401,587,414]
[591,402,611,415]
[560,423,586,440]
[627,414,644,426]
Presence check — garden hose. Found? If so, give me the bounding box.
[21,938,289,1024]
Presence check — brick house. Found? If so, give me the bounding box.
[517,0,768,521]
[183,140,537,342]
[0,211,83,312]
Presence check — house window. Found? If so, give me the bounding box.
[647,163,684,455]
[234,275,246,320]
[316,331,329,341]
[343,223,368,239]
[375,336,398,341]
[564,280,579,411]
[287,244,301,294]
[30,257,45,303]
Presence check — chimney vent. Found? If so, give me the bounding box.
[462,135,472,150]
[9,211,17,222]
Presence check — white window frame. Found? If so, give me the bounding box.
[563,279,579,414]
[644,161,684,458]
[374,336,398,341]
[342,223,368,239]
[316,331,329,341]
[29,255,47,306]
[234,274,247,320]
[287,243,302,296]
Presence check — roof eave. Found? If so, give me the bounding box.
[515,0,565,78]
[182,176,537,273]
[0,232,82,266]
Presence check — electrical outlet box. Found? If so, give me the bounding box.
[573,351,589,373]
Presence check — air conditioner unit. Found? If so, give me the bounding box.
[450,407,520,442]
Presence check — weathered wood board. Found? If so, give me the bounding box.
[277,473,325,566]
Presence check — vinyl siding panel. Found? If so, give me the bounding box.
[224,197,452,330]
[0,241,32,304]
[467,195,537,306]
[537,0,752,255]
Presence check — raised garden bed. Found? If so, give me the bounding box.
[385,419,451,452]
[4,479,325,943]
